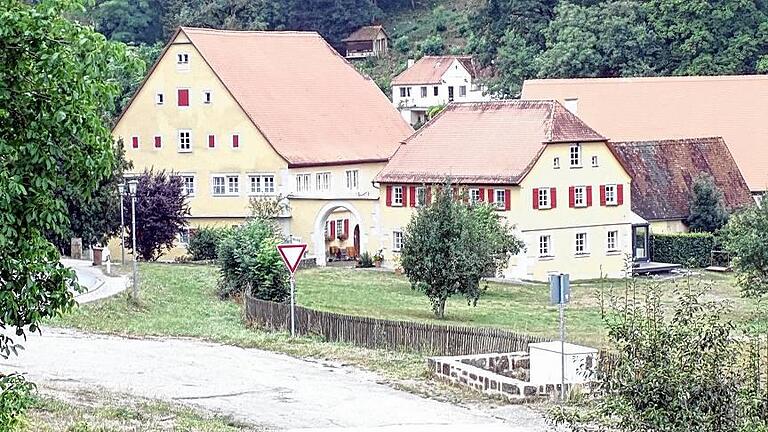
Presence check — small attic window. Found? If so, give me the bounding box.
[176,53,190,71]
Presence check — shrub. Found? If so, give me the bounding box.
[187,226,227,261]
[358,251,374,268]
[419,35,445,56]
[0,374,36,430]
[720,197,768,296]
[651,232,715,267]
[393,35,410,54]
[216,219,289,301]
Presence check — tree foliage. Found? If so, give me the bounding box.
[0,0,139,357]
[88,0,165,44]
[687,174,729,232]
[187,225,229,261]
[720,197,768,297]
[123,169,190,261]
[400,183,523,318]
[550,276,768,431]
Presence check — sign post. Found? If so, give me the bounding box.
[550,273,570,402]
[276,243,307,337]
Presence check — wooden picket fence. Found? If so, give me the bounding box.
[245,294,550,356]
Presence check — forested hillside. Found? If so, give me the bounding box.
[84,0,768,108]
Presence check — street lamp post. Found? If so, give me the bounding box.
[118,183,125,266]
[128,179,139,301]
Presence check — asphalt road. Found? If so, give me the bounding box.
[2,329,553,431]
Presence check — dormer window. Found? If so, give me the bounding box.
[570,144,582,167]
[176,53,190,71]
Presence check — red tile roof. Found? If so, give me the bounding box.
[376,100,606,184]
[342,25,387,42]
[608,137,754,221]
[128,27,412,166]
[392,56,480,85]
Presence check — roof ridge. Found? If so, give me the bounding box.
[180,26,321,37]
[525,74,768,85]
[612,136,725,146]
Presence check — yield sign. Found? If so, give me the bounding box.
[277,243,307,274]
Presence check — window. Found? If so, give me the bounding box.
[470,188,481,204]
[131,136,139,149]
[607,230,619,252]
[345,170,359,190]
[591,155,598,167]
[154,135,162,148]
[570,144,582,167]
[605,184,617,205]
[295,173,311,192]
[399,87,407,98]
[178,130,191,152]
[495,189,506,209]
[232,134,240,148]
[393,231,403,251]
[564,97,578,114]
[335,220,343,238]
[155,92,164,105]
[181,176,195,196]
[553,157,560,169]
[179,228,190,245]
[393,186,403,206]
[574,186,586,207]
[315,172,331,192]
[176,53,190,71]
[538,188,551,209]
[420,86,427,97]
[227,175,239,194]
[416,187,426,207]
[177,89,189,107]
[459,86,467,97]
[406,87,412,97]
[203,90,212,104]
[208,134,216,148]
[212,176,226,196]
[433,86,439,96]
[575,232,588,255]
[539,235,551,257]
[249,174,275,194]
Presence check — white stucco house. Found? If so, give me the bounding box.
[391,55,492,126]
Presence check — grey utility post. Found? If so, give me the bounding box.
[118,183,125,265]
[128,179,139,301]
[550,272,570,402]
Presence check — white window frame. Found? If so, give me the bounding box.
[570,143,582,168]
[416,186,426,207]
[553,157,560,169]
[574,186,586,208]
[249,174,275,195]
[607,230,619,252]
[181,175,195,196]
[591,155,599,167]
[459,85,467,97]
[295,173,311,193]
[575,232,588,256]
[494,189,506,209]
[399,87,407,98]
[345,169,359,191]
[470,188,481,204]
[155,92,164,105]
[539,235,552,257]
[420,86,427,98]
[203,90,212,105]
[433,86,439,96]
[392,230,404,251]
[176,52,190,71]
[211,176,226,196]
[538,188,551,209]
[226,175,240,195]
[315,172,331,192]
[393,186,404,206]
[335,219,344,238]
[605,184,617,205]
[177,129,192,152]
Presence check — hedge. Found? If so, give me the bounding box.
[651,232,715,268]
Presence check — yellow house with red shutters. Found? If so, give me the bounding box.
[375,100,639,281]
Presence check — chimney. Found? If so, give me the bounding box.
[407,58,415,68]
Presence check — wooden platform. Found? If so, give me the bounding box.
[705,265,732,273]
[633,261,682,275]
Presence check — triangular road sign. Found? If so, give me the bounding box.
[277,243,307,275]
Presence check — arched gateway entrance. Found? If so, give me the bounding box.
[312,201,366,266]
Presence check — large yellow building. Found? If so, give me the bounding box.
[111,27,413,262]
[375,101,640,281]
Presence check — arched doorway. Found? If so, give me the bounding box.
[312,201,366,267]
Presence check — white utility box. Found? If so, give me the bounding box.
[529,341,598,384]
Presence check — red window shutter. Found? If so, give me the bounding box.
[478,188,485,202]
[177,89,189,106]
[232,135,239,148]
[131,136,139,148]
[208,135,215,148]
[386,186,392,206]
[409,186,416,207]
[569,186,575,208]
[488,189,495,203]
[586,186,593,207]
[154,136,161,148]
[504,189,511,211]
[600,185,606,206]
[330,220,336,238]
[344,219,349,236]
[550,188,557,209]
[532,188,539,209]
[425,187,432,205]
[617,184,624,205]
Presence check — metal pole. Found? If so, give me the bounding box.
[131,194,138,301]
[560,276,566,402]
[119,193,125,265]
[290,275,296,336]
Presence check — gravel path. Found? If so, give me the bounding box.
[2,329,553,431]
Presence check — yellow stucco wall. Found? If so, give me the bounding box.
[650,219,688,234]
[378,141,635,281]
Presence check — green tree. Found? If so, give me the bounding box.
[89,0,165,44]
[400,183,523,318]
[687,174,729,232]
[485,30,540,97]
[419,34,445,56]
[720,196,768,297]
[163,0,285,33]
[284,0,381,50]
